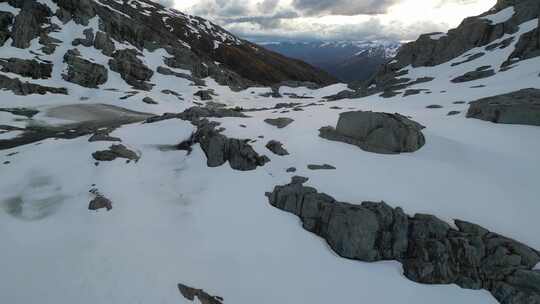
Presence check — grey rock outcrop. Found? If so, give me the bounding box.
[72,28,94,47]
[10,1,52,49]
[267,177,540,304]
[88,189,112,211]
[93,31,115,56]
[156,66,205,86]
[92,144,139,162]
[63,49,108,88]
[145,105,246,124]
[179,119,269,171]
[265,140,289,156]
[451,67,496,83]
[0,58,52,79]
[0,74,67,95]
[109,49,154,91]
[0,11,14,46]
[88,128,121,142]
[319,111,426,154]
[307,164,336,170]
[467,88,540,126]
[264,117,294,129]
[194,90,214,101]
[142,97,158,105]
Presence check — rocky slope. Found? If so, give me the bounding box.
[0,0,335,94]
[356,0,540,96]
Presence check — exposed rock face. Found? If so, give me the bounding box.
[0,58,52,79]
[63,49,108,88]
[93,31,116,56]
[265,140,289,156]
[0,74,67,95]
[0,11,14,46]
[10,1,52,49]
[319,111,426,154]
[467,88,540,126]
[180,119,269,171]
[92,144,139,162]
[109,49,154,91]
[178,283,224,304]
[267,177,540,304]
[72,28,94,47]
[264,117,294,129]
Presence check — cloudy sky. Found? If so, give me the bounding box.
[159,0,497,42]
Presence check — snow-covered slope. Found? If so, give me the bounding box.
[1,1,539,304]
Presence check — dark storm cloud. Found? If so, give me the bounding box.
[223,10,299,29]
[291,0,401,16]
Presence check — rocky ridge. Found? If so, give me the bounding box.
[267,177,540,304]
[328,0,540,98]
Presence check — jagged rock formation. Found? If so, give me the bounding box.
[319,111,426,154]
[467,88,540,126]
[267,177,540,304]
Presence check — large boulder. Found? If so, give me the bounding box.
[179,119,269,171]
[109,49,154,90]
[267,177,540,304]
[467,88,540,126]
[319,111,426,154]
[265,140,289,156]
[62,49,108,88]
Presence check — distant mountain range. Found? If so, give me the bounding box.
[260,41,401,83]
